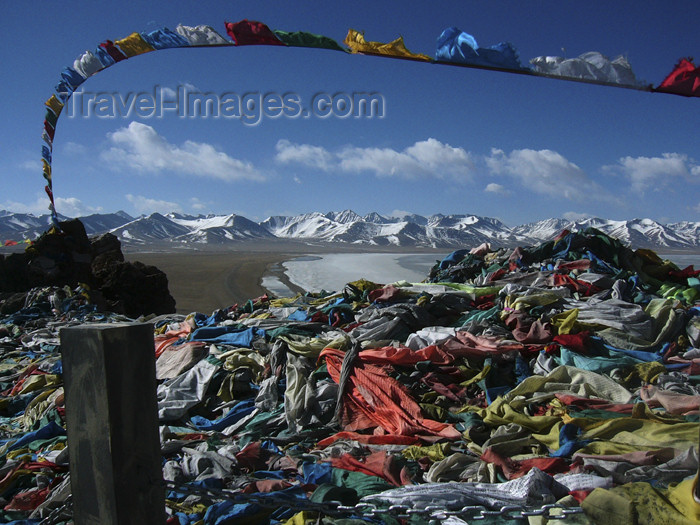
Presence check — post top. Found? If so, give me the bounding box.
[59,322,153,332]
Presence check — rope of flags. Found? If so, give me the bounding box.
[40,19,699,226]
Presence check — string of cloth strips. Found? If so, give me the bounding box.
[39,19,699,225]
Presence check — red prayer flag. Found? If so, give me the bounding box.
[654,58,700,97]
[224,20,285,46]
[99,40,128,62]
[43,120,55,140]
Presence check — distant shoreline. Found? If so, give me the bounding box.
[260,258,307,298]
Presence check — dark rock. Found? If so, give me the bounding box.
[91,233,124,260]
[24,219,93,289]
[0,292,28,315]
[97,260,176,318]
[0,253,31,292]
[0,220,176,317]
[91,234,125,282]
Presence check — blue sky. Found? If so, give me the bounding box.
[2,1,699,226]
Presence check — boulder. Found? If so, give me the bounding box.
[0,221,176,317]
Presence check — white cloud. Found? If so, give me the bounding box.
[293,176,302,184]
[159,86,177,99]
[101,122,264,182]
[485,148,610,201]
[275,140,334,170]
[1,193,101,217]
[338,138,473,179]
[56,197,103,217]
[19,160,40,171]
[275,138,474,180]
[126,194,182,215]
[337,146,405,175]
[404,139,472,175]
[607,153,699,193]
[62,141,87,155]
[159,83,198,99]
[389,209,416,219]
[563,211,592,221]
[484,182,508,194]
[1,197,51,215]
[189,197,207,211]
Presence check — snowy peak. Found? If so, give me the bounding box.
[111,213,192,243]
[669,222,700,246]
[261,212,341,239]
[393,213,429,226]
[514,216,696,249]
[0,213,55,241]
[80,211,135,235]
[110,212,274,244]
[325,209,363,224]
[363,212,393,224]
[512,218,571,241]
[606,218,674,248]
[261,211,519,247]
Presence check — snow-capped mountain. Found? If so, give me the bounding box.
[79,211,135,235]
[363,212,393,224]
[511,218,570,242]
[425,214,521,246]
[109,212,275,244]
[667,221,700,247]
[256,210,699,249]
[261,212,341,239]
[0,212,57,241]
[166,213,275,243]
[325,210,363,224]
[260,211,515,247]
[110,213,192,243]
[0,209,698,250]
[513,216,697,249]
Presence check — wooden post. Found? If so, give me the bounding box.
[60,323,165,525]
[696,422,700,501]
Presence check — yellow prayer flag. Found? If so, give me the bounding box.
[344,29,431,61]
[45,95,64,117]
[115,32,155,57]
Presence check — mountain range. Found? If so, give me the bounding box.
[1,209,699,250]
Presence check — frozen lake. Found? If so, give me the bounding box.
[262,250,699,297]
[657,253,699,268]
[262,252,443,296]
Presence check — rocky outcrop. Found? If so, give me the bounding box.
[0,219,176,317]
